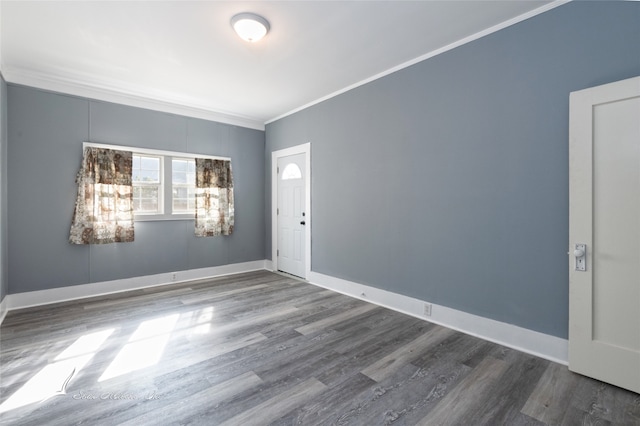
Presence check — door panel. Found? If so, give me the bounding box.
[592,97,640,352]
[569,76,640,393]
[277,153,306,278]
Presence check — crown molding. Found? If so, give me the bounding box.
[2,66,265,131]
[266,0,571,124]
[2,0,569,130]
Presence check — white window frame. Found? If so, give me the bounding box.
[132,153,164,216]
[83,142,230,221]
[170,156,196,215]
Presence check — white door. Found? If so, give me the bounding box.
[277,153,306,278]
[569,76,640,394]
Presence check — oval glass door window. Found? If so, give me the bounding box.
[282,163,302,180]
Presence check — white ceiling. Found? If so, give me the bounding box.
[1,1,561,130]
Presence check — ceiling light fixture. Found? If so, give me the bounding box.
[231,13,270,43]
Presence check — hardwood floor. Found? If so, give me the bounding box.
[1,271,638,425]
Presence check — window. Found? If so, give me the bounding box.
[84,143,229,221]
[281,163,302,180]
[171,158,196,213]
[132,155,162,214]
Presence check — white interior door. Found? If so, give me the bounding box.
[569,76,640,394]
[277,153,306,278]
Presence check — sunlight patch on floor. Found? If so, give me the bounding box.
[191,306,214,335]
[0,329,114,413]
[98,314,179,382]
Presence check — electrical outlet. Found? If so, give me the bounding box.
[423,303,432,317]
[171,273,177,281]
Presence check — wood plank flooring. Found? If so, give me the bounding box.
[1,270,638,425]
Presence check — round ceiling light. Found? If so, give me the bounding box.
[231,13,270,43]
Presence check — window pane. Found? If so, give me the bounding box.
[140,186,158,198]
[172,172,187,184]
[173,187,188,198]
[134,170,159,182]
[173,159,187,172]
[173,200,188,211]
[172,159,195,214]
[282,163,302,180]
[141,157,159,170]
[141,199,158,212]
[133,155,161,183]
[133,185,159,213]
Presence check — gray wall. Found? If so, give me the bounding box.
[265,2,640,338]
[0,73,7,304]
[8,85,265,294]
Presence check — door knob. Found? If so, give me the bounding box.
[574,243,586,272]
[300,221,306,225]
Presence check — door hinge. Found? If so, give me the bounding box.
[277,249,279,256]
[277,166,279,174]
[277,208,279,215]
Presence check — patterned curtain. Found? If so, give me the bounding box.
[69,147,135,244]
[194,158,234,237]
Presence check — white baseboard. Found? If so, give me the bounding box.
[0,260,568,365]
[307,271,568,365]
[3,260,268,313]
[0,295,8,326]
